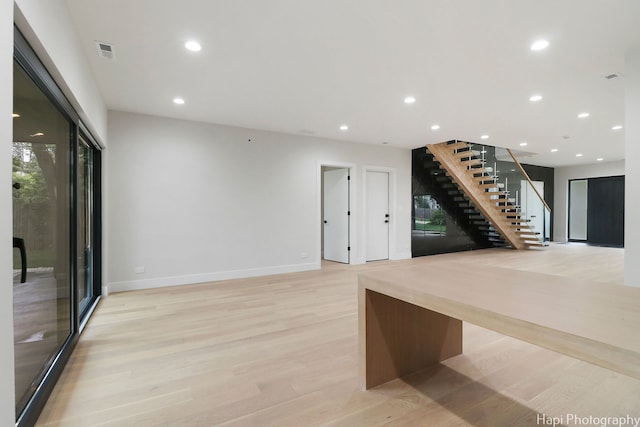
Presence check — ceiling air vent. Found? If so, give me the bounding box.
[95,41,115,60]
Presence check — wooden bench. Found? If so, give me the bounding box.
[358,262,640,389]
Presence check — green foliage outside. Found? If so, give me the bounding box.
[13,143,56,265]
[414,208,447,233]
[13,143,50,204]
[429,209,447,226]
[414,194,432,209]
[414,222,446,233]
[13,248,55,269]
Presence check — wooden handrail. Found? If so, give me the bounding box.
[506,148,552,213]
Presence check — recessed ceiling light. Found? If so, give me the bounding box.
[597,158,604,161]
[431,124,440,130]
[530,40,549,51]
[519,142,528,146]
[529,94,543,102]
[480,134,489,140]
[339,125,349,131]
[576,153,583,157]
[551,148,559,152]
[404,96,416,104]
[578,112,590,119]
[12,113,20,118]
[612,125,623,130]
[185,40,202,52]
[173,97,185,105]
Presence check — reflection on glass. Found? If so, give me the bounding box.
[12,60,72,417]
[413,195,446,235]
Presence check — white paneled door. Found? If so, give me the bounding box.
[323,168,350,263]
[366,171,389,261]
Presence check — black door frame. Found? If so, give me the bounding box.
[568,175,624,247]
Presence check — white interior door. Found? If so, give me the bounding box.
[366,171,389,261]
[323,168,349,263]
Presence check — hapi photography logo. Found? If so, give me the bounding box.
[537,413,640,427]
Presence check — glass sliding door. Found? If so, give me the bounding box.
[77,135,93,316]
[13,27,103,426]
[12,59,72,417]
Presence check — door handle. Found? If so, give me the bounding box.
[384,220,389,223]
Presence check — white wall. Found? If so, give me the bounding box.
[625,50,640,287]
[106,111,412,292]
[553,160,625,243]
[1,1,15,424]
[14,0,108,145]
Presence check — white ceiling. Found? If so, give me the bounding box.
[64,0,640,167]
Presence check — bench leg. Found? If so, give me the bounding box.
[359,289,462,389]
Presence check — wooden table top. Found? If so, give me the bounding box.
[359,261,640,379]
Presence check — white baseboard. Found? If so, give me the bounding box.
[106,261,321,294]
[391,250,412,260]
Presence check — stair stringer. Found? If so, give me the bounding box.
[427,141,534,250]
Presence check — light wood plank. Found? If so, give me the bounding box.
[35,244,639,426]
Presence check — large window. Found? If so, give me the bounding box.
[13,28,102,426]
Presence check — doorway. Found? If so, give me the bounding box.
[568,176,624,246]
[569,180,588,241]
[366,170,390,261]
[322,167,350,263]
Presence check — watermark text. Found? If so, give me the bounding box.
[537,413,640,427]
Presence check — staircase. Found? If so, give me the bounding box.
[412,150,506,248]
[427,140,544,249]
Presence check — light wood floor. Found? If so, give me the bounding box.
[36,244,640,426]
